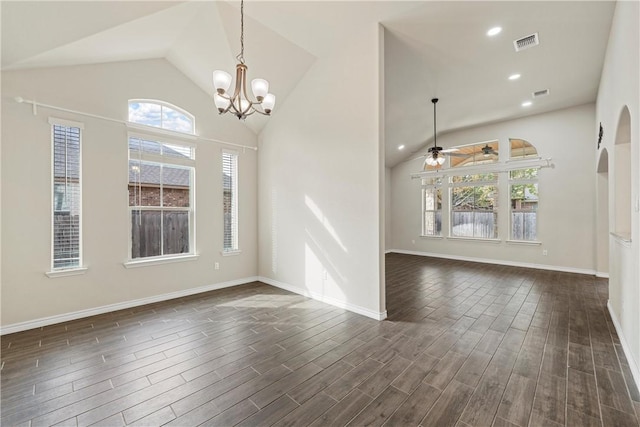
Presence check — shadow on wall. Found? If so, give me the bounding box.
[304,194,348,302]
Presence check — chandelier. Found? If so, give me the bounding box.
[213,0,275,120]
[425,98,446,167]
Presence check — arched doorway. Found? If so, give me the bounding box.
[614,106,631,238]
[608,106,635,368]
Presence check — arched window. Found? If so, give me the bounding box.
[128,100,195,135]
[509,138,538,159]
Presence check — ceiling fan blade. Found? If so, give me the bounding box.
[440,148,459,153]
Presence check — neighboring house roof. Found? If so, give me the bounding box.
[126,139,234,188]
[129,164,190,187]
[128,139,190,187]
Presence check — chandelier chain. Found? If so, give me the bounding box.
[236,0,245,64]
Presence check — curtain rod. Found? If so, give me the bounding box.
[410,157,553,179]
[13,96,258,152]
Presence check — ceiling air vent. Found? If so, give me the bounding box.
[533,89,549,98]
[513,33,539,52]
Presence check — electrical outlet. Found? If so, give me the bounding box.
[214,262,220,270]
[542,250,548,256]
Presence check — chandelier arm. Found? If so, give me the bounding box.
[243,108,257,118]
[232,64,245,100]
[218,102,233,115]
[229,102,242,115]
[241,68,256,104]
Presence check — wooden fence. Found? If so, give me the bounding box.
[131,210,189,258]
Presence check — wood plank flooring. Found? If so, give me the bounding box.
[1,253,638,426]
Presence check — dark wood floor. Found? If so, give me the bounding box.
[1,253,639,426]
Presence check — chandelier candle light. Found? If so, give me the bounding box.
[213,0,276,119]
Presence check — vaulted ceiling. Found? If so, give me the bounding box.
[1,1,615,166]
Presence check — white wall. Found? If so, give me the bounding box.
[390,104,596,273]
[257,24,385,319]
[596,0,640,386]
[1,59,259,328]
[385,167,391,251]
[596,153,609,276]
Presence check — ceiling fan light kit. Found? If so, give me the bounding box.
[213,0,276,120]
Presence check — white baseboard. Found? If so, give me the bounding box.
[607,301,640,392]
[258,276,387,321]
[0,276,259,335]
[596,271,610,279]
[384,249,392,254]
[389,249,597,276]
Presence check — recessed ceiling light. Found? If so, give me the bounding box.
[398,145,405,150]
[508,74,521,80]
[487,27,502,36]
[522,101,532,107]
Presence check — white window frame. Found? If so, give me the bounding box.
[127,99,196,135]
[412,139,547,245]
[421,178,443,237]
[222,149,240,255]
[47,117,86,276]
[126,131,196,263]
[449,177,499,240]
[509,171,539,242]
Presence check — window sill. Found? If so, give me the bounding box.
[221,250,242,257]
[506,240,542,246]
[46,267,88,278]
[447,236,501,244]
[123,254,199,269]
[420,235,444,239]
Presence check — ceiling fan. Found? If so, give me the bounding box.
[480,143,499,157]
[418,98,467,167]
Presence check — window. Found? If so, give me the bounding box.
[449,141,500,239]
[128,100,195,135]
[450,140,499,168]
[222,151,239,252]
[509,139,539,241]
[50,118,83,270]
[509,138,538,159]
[451,173,498,238]
[422,178,442,236]
[128,135,195,260]
[510,169,538,240]
[418,138,544,243]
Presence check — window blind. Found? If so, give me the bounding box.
[52,123,82,269]
[222,151,238,251]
